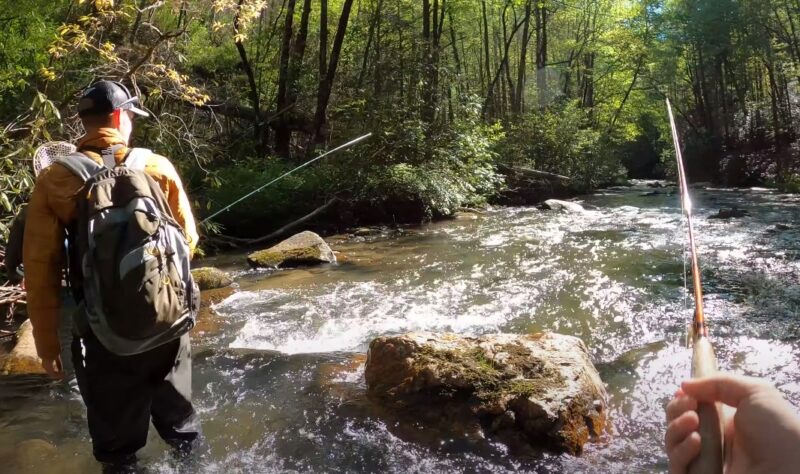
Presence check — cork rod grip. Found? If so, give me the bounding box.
[687,336,724,474]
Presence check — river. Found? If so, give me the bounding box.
[2,180,800,473]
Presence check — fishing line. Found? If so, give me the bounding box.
[201,133,372,224]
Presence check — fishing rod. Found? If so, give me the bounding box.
[202,132,372,224]
[666,99,724,474]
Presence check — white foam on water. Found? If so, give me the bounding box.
[226,278,520,354]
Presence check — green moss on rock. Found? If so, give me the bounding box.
[247,231,337,269]
[191,267,233,290]
[365,332,608,456]
[247,247,324,268]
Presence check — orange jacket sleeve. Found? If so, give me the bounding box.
[144,154,199,255]
[23,164,82,360]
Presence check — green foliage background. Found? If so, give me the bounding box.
[3,0,798,248]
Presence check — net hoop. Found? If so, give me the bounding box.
[33,141,76,177]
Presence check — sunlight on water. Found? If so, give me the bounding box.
[3,181,800,473]
[208,182,800,471]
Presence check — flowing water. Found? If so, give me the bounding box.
[2,180,800,473]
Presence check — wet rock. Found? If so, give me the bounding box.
[690,181,713,189]
[352,227,382,237]
[191,267,233,290]
[14,439,56,471]
[1,320,45,376]
[194,287,236,338]
[365,332,608,455]
[540,199,586,213]
[769,223,792,233]
[325,234,351,246]
[317,354,367,400]
[453,211,480,220]
[710,208,749,219]
[247,231,336,269]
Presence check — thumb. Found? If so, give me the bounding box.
[681,373,763,407]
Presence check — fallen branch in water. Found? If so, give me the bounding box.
[247,197,340,246]
[203,198,340,250]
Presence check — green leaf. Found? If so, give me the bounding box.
[0,193,11,212]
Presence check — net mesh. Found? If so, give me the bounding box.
[33,142,76,176]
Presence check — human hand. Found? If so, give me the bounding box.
[665,373,800,474]
[41,356,64,380]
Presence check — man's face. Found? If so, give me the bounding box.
[118,109,135,143]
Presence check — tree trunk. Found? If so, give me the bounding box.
[514,0,533,115]
[581,52,595,110]
[313,0,356,143]
[286,0,312,115]
[275,0,297,157]
[609,55,643,129]
[234,0,264,154]
[422,0,445,125]
[357,0,383,88]
[320,0,328,75]
[483,3,528,118]
[536,3,548,109]
[482,0,492,97]
[502,4,516,114]
[448,9,462,86]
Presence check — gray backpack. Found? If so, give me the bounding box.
[58,147,197,355]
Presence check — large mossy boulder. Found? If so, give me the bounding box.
[365,332,608,455]
[191,267,233,290]
[247,231,337,269]
[1,320,45,376]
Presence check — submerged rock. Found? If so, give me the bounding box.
[247,231,337,269]
[191,267,233,290]
[365,332,608,455]
[352,227,382,237]
[1,320,45,376]
[540,199,586,213]
[14,439,56,471]
[453,211,480,220]
[710,208,749,219]
[193,287,236,338]
[769,223,792,233]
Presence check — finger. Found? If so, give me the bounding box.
[666,395,698,423]
[665,410,699,452]
[668,431,701,474]
[681,373,764,407]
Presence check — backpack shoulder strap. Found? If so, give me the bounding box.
[56,152,105,183]
[124,148,152,171]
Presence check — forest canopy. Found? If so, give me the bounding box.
[2,0,800,245]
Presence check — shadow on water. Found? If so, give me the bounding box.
[2,181,800,473]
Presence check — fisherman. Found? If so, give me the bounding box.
[23,80,200,469]
[665,373,800,473]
